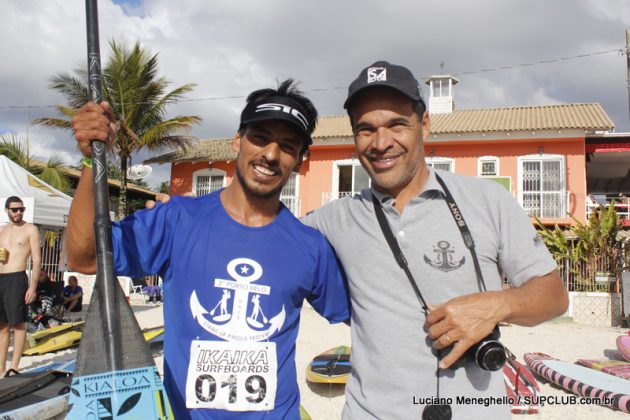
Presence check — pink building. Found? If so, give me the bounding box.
[147,75,629,227]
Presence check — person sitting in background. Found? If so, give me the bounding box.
[142,277,162,304]
[31,269,64,327]
[62,275,83,317]
[34,270,55,312]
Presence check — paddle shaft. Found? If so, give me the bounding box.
[85,0,122,373]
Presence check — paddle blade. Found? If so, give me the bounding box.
[67,279,172,418]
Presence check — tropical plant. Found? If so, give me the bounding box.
[35,40,200,217]
[536,203,622,291]
[0,133,72,193]
[158,181,170,194]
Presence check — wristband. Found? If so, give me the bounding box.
[81,157,93,168]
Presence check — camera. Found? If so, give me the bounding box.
[467,326,506,371]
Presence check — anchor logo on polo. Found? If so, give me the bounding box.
[189,257,286,341]
[423,240,465,272]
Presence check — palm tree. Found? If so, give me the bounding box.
[35,40,200,216]
[0,133,72,193]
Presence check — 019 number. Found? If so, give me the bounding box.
[195,374,267,404]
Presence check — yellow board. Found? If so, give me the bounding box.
[305,345,351,384]
[24,330,82,355]
[299,404,312,420]
[24,325,164,356]
[25,321,84,350]
[143,327,165,342]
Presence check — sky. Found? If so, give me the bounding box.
[1,0,629,189]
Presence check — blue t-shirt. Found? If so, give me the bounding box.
[62,285,83,307]
[112,191,350,419]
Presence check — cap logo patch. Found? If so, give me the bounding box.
[367,67,386,83]
[255,103,309,130]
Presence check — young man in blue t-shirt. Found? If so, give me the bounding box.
[65,80,350,419]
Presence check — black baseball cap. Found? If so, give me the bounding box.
[240,96,314,145]
[344,61,424,109]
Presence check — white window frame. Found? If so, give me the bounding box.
[280,173,300,216]
[332,159,371,199]
[431,79,451,98]
[192,168,226,197]
[477,156,499,176]
[426,157,455,172]
[517,154,566,218]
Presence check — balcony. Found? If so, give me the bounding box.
[586,196,630,227]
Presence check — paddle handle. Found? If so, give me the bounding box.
[85,0,121,372]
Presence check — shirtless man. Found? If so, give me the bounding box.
[0,196,40,376]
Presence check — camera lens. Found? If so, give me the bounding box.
[475,341,506,371]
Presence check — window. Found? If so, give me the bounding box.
[193,168,226,196]
[478,156,499,176]
[334,160,370,199]
[518,155,565,218]
[432,79,450,97]
[280,173,300,215]
[426,157,454,172]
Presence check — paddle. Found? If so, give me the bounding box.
[66,1,172,418]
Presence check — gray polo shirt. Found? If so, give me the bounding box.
[302,168,557,419]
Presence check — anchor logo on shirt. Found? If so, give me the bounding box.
[423,240,465,272]
[189,257,286,342]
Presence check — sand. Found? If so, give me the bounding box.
[12,304,629,419]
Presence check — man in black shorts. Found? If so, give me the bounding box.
[0,197,40,376]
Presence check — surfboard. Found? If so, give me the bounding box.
[299,404,312,420]
[577,359,630,380]
[617,333,630,362]
[305,345,351,384]
[23,357,76,375]
[502,355,540,414]
[25,321,84,350]
[23,326,164,356]
[0,370,72,419]
[525,352,630,413]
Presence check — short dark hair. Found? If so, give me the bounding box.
[238,79,318,152]
[5,196,23,209]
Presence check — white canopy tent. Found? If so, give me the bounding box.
[0,155,72,229]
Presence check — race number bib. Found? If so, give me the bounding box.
[185,340,277,411]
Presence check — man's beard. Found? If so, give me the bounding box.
[236,164,285,200]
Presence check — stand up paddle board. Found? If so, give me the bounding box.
[525,352,630,413]
[617,333,630,362]
[305,345,351,384]
[23,325,164,356]
[0,370,72,419]
[577,359,630,380]
[502,352,540,414]
[25,321,84,350]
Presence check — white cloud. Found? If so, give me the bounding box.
[1,0,629,188]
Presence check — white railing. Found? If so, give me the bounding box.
[586,197,630,225]
[280,196,300,216]
[321,192,356,205]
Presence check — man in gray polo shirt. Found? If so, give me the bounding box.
[301,61,568,419]
[148,62,569,418]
